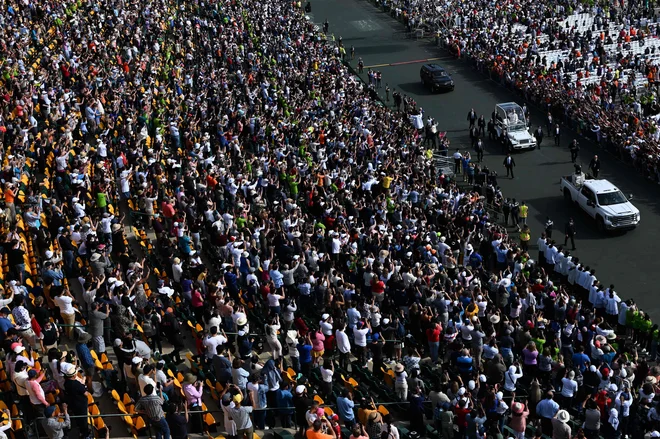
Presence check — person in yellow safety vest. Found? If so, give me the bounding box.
[520,201,529,225]
[520,224,531,252]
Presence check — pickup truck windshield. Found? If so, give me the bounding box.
[597,191,627,206]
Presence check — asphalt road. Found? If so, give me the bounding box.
[310,0,660,319]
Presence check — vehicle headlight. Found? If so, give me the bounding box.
[449,81,454,85]
[510,138,518,144]
[604,215,612,222]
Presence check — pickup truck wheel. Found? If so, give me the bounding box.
[596,217,606,233]
[563,189,572,205]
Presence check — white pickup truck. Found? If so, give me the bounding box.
[560,175,640,232]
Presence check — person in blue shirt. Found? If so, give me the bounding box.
[42,262,64,287]
[297,334,313,376]
[178,233,192,255]
[0,307,13,335]
[535,392,560,434]
[495,243,508,271]
[336,389,356,428]
[224,268,239,296]
[600,345,616,366]
[571,345,590,373]
[276,381,294,428]
[456,349,474,377]
[469,251,483,269]
[346,302,360,330]
[75,331,96,390]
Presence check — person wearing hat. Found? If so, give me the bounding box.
[42,403,69,439]
[135,384,170,439]
[222,384,253,439]
[89,250,111,277]
[182,372,205,433]
[63,361,91,438]
[552,409,571,438]
[510,398,529,439]
[0,306,14,336]
[394,363,408,401]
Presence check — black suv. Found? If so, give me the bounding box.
[420,64,454,92]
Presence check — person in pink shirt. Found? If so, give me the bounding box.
[509,399,529,439]
[311,330,326,367]
[26,369,49,418]
[182,373,204,407]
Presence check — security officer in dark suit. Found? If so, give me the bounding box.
[487,118,496,140]
[535,126,544,149]
[477,115,486,136]
[467,109,477,129]
[503,153,516,178]
[565,218,577,250]
[588,155,601,178]
[569,139,580,163]
[502,198,511,227]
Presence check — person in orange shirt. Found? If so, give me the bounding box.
[4,182,18,223]
[307,417,337,439]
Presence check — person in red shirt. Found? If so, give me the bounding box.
[206,173,218,189]
[371,277,385,303]
[426,322,442,363]
[454,399,471,438]
[161,198,176,230]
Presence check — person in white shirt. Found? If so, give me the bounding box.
[319,314,333,337]
[618,300,632,329]
[554,249,564,274]
[206,311,223,333]
[544,242,557,266]
[13,361,30,405]
[53,289,76,338]
[504,364,523,392]
[138,365,158,396]
[560,370,578,403]
[203,327,228,361]
[605,286,621,318]
[171,257,183,283]
[335,323,351,370]
[560,254,572,276]
[568,262,580,285]
[537,235,548,264]
[319,359,334,399]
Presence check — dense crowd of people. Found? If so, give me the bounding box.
[379,0,660,181]
[0,0,659,438]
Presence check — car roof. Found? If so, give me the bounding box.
[584,179,619,194]
[423,64,446,72]
[496,102,521,111]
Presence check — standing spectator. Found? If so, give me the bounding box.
[42,404,69,439]
[135,384,170,439]
[224,386,254,439]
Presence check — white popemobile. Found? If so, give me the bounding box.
[493,102,536,151]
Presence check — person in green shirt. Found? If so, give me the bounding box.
[96,189,108,212]
[287,173,300,199]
